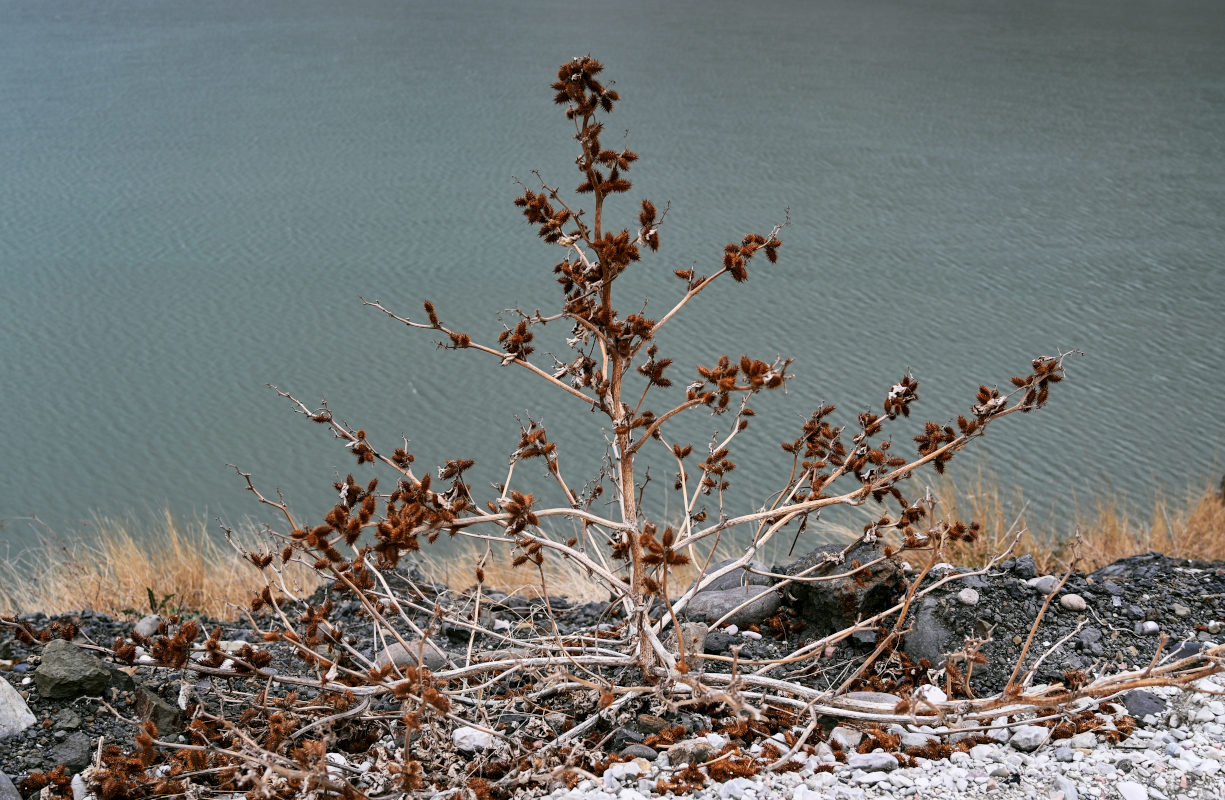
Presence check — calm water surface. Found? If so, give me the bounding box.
[2,0,1223,557]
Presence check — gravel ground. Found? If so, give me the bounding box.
[1,552,1222,798]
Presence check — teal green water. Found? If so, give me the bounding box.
[2,0,1223,555]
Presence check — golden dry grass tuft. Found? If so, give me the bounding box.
[3,478,1222,619]
[928,474,1225,573]
[0,513,320,619]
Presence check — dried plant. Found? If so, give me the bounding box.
[73,57,1221,798]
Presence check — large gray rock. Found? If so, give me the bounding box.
[691,559,772,593]
[779,541,906,636]
[374,639,448,672]
[35,640,111,699]
[682,585,780,629]
[0,679,36,738]
[0,771,20,800]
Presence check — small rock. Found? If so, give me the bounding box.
[674,622,708,659]
[620,744,658,761]
[1054,775,1079,800]
[829,726,863,750]
[853,771,891,785]
[717,776,758,798]
[1135,621,1160,636]
[1060,593,1087,611]
[900,732,938,749]
[603,759,648,785]
[1028,575,1059,595]
[133,614,163,638]
[1008,555,1038,579]
[374,639,448,672]
[136,686,183,735]
[957,588,980,606]
[847,752,898,771]
[1068,732,1097,748]
[610,727,645,752]
[1207,620,1223,634]
[914,684,947,705]
[1115,780,1147,800]
[1008,725,1049,752]
[1122,689,1166,718]
[1171,603,1191,617]
[452,726,495,752]
[666,738,713,766]
[636,714,668,734]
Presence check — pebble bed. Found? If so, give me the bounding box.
[539,675,1225,800]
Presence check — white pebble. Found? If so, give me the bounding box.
[1060,593,1087,611]
[957,587,980,606]
[452,726,495,752]
[1115,780,1147,800]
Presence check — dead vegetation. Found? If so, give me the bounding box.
[5,56,1222,800]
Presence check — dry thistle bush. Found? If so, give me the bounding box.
[85,57,1222,798]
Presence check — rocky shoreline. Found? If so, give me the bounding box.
[1,551,1223,798]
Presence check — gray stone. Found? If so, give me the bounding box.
[1122,689,1166,718]
[956,588,980,606]
[636,714,668,735]
[1060,593,1087,611]
[620,744,658,760]
[133,614,163,638]
[1010,555,1038,579]
[667,738,714,766]
[136,686,183,735]
[830,726,863,749]
[35,639,111,699]
[846,752,898,771]
[900,596,956,667]
[682,585,780,629]
[374,639,448,672]
[610,726,645,752]
[671,622,708,662]
[693,559,773,592]
[1009,725,1049,752]
[1172,603,1192,617]
[0,678,36,739]
[1135,620,1160,636]
[841,691,903,708]
[1115,781,1147,800]
[1054,775,1079,800]
[0,771,20,800]
[780,541,905,636]
[1028,575,1059,595]
[49,731,94,773]
[703,631,735,654]
[53,709,82,731]
[900,732,938,749]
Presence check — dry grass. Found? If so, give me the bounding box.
[0,513,319,620]
[3,478,1222,619]
[929,473,1225,573]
